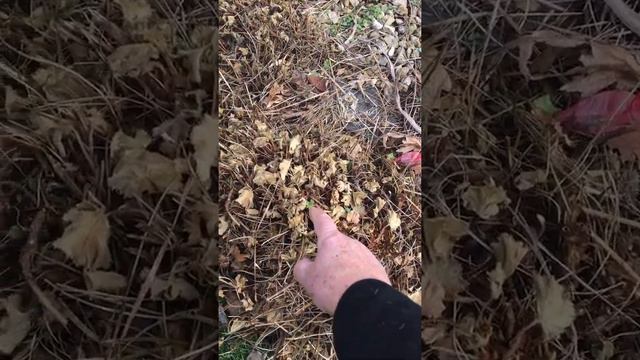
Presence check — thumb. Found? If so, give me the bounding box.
[293,257,314,287]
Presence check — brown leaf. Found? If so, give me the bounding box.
[563,42,640,95]
[424,49,452,110]
[0,295,30,355]
[84,271,127,293]
[462,183,511,219]
[607,129,640,160]
[52,202,111,270]
[231,245,249,264]
[487,233,529,299]
[114,0,153,26]
[512,30,585,79]
[424,217,468,260]
[535,275,576,339]
[108,43,160,77]
[108,131,187,197]
[265,82,285,108]
[307,74,327,92]
[191,114,217,182]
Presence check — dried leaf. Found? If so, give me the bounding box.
[607,130,640,160]
[108,143,187,198]
[307,74,327,92]
[108,43,160,77]
[191,114,217,182]
[265,82,285,108]
[424,49,452,110]
[424,217,468,260]
[253,165,278,186]
[513,31,585,79]
[32,67,90,101]
[363,180,380,193]
[114,0,153,26]
[563,43,640,95]
[462,184,511,219]
[488,234,529,299]
[515,170,547,191]
[535,275,576,339]
[235,187,254,209]
[84,271,127,293]
[279,159,292,180]
[421,325,446,345]
[219,216,229,236]
[422,276,446,318]
[52,202,111,269]
[150,276,200,301]
[0,295,30,355]
[110,130,151,158]
[4,86,27,116]
[373,197,386,218]
[425,259,466,296]
[288,135,302,154]
[561,71,620,97]
[388,210,401,231]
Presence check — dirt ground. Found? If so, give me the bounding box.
[218,0,421,359]
[0,1,216,359]
[425,1,640,359]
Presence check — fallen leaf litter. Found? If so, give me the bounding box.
[0,0,216,358]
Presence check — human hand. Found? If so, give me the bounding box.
[293,207,391,315]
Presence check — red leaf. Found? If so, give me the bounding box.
[307,74,327,92]
[396,151,421,168]
[555,90,640,137]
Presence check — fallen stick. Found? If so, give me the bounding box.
[385,54,422,134]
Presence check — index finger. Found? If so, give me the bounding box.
[309,207,339,249]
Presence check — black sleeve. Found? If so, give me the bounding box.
[332,279,421,360]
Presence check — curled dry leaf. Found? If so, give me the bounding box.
[462,184,511,219]
[84,271,127,293]
[388,209,401,231]
[108,130,187,197]
[535,275,576,339]
[423,217,468,260]
[562,42,640,96]
[279,159,292,180]
[191,114,217,182]
[373,197,386,218]
[0,295,30,355]
[512,30,585,79]
[108,43,160,77]
[487,233,529,299]
[235,187,254,209]
[515,169,547,191]
[52,201,111,269]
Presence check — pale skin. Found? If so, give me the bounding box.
[293,207,391,315]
